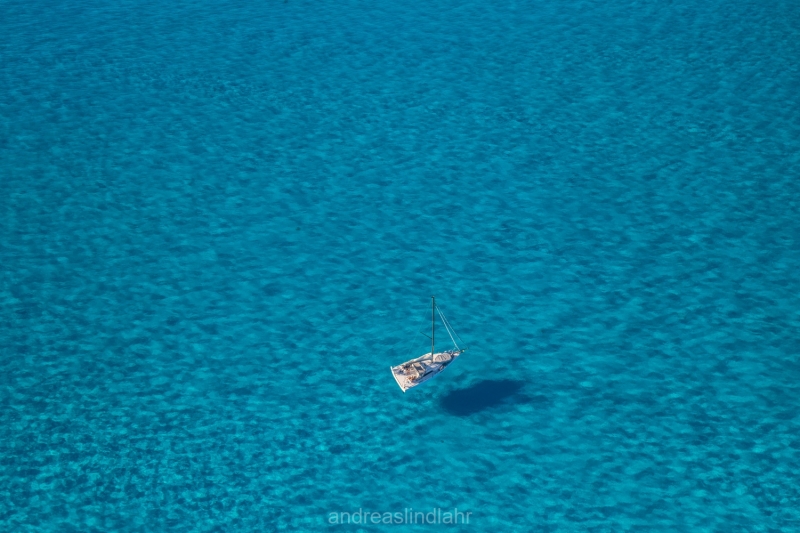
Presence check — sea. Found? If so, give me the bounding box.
[1,0,799,531]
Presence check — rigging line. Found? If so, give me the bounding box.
[444,312,464,349]
[436,305,454,337]
[436,307,460,350]
[437,306,466,348]
[386,299,427,353]
[401,301,431,362]
[387,309,424,351]
[442,310,464,346]
[403,329,423,362]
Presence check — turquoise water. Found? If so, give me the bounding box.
[2,0,799,530]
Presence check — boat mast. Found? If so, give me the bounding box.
[431,296,435,356]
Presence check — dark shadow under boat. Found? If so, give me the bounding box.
[440,379,528,416]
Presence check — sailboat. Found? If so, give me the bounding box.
[390,297,466,392]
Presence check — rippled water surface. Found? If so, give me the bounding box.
[2,0,799,530]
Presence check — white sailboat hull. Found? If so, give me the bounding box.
[390,350,464,392]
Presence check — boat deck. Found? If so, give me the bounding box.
[390,350,462,392]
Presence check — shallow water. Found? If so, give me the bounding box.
[2,0,799,530]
